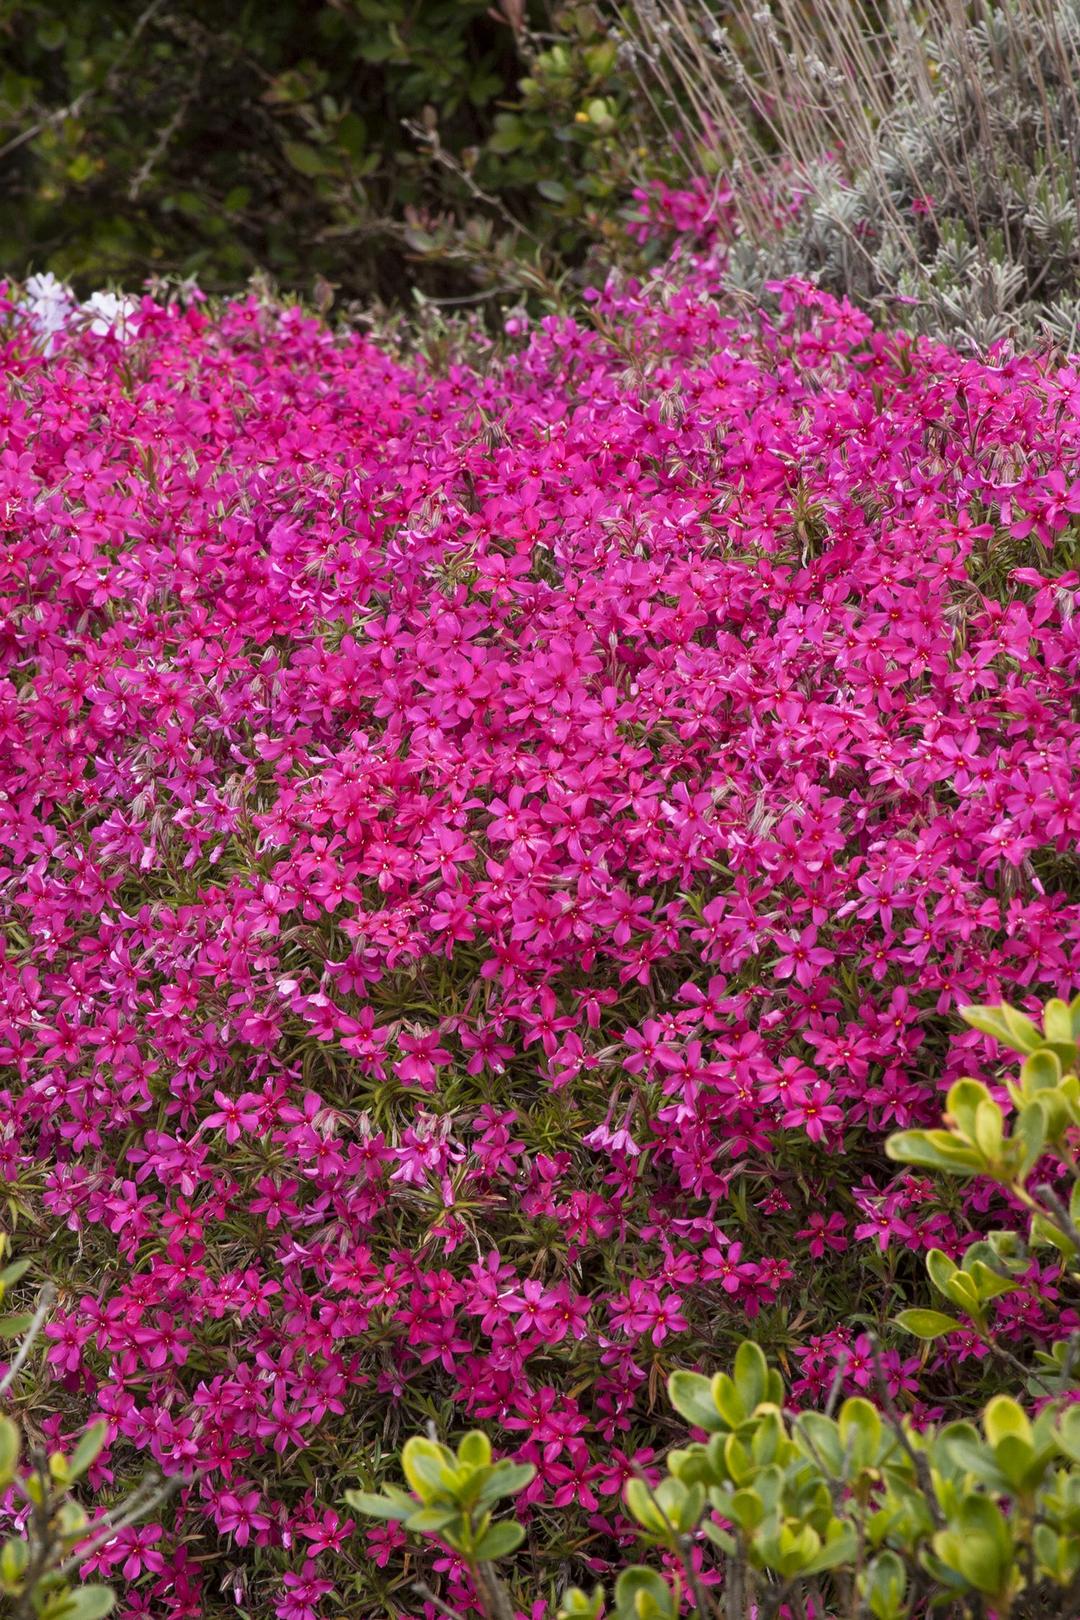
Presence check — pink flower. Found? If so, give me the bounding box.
[4,258,1080,1612]
[796,1211,849,1258]
[215,1489,272,1547]
[275,1562,336,1620]
[772,926,836,988]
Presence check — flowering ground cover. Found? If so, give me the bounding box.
[2,262,1080,1618]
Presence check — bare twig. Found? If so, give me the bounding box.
[55,1474,184,1578]
[412,1580,468,1620]
[824,1347,848,1418]
[401,119,543,250]
[475,1563,517,1620]
[1033,1181,1080,1254]
[128,49,206,201]
[630,1465,720,1617]
[0,0,169,165]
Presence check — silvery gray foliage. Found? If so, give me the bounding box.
[716,0,1080,350]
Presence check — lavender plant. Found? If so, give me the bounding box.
[631,0,1080,349]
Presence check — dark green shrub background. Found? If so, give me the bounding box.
[0,0,648,305]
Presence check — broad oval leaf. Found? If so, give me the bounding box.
[0,1417,18,1486]
[895,1308,964,1340]
[344,1489,413,1522]
[667,1370,722,1432]
[474,1519,525,1560]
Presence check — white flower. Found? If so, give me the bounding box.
[17,276,143,353]
[22,272,75,352]
[25,270,72,309]
[79,290,140,340]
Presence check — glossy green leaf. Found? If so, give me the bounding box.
[973,1096,1004,1161]
[557,1585,605,1620]
[732,1339,768,1412]
[983,1395,1031,1450]
[456,1430,491,1469]
[612,1566,675,1620]
[895,1308,964,1339]
[863,1549,907,1620]
[0,1533,29,1585]
[623,1478,664,1533]
[472,1509,527,1561]
[933,1495,1014,1597]
[884,1130,981,1175]
[344,1489,412,1522]
[710,1370,744,1428]
[728,1487,764,1529]
[667,1370,721,1432]
[803,1522,858,1576]
[839,1397,882,1470]
[58,1588,116,1620]
[480,1461,535,1500]
[1057,1405,1080,1461]
[1019,1048,1062,1092]
[1041,998,1075,1048]
[67,1421,108,1481]
[403,1505,461,1533]
[961,1003,1040,1053]
[795,1410,843,1474]
[964,1259,1017,1302]
[401,1436,455,1501]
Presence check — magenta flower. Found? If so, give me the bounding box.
[2,259,1079,1610]
[772,925,835,988]
[215,1488,272,1547]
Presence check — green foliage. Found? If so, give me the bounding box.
[352,1349,1080,1619]
[12,0,1080,340]
[345,1428,535,1584]
[0,1,657,307]
[0,1233,175,1620]
[889,994,1080,1274]
[348,995,1080,1619]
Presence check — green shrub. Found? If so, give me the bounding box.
[0,1,657,308]
[349,995,1080,1619]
